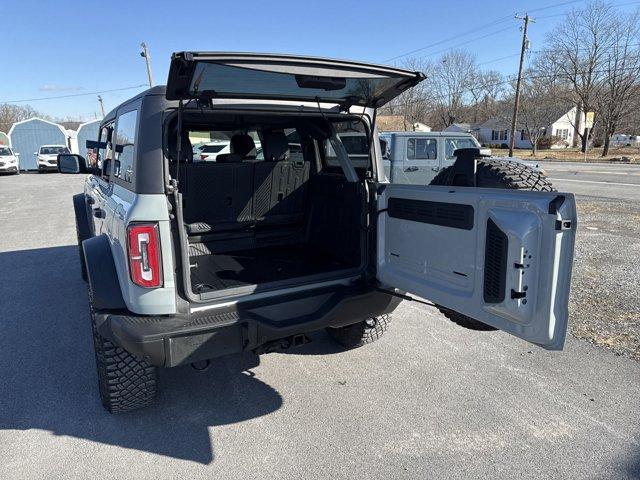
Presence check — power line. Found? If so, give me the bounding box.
[477,53,522,66]
[383,15,514,62]
[416,26,520,61]
[382,0,596,63]
[527,0,586,13]
[0,84,148,104]
[423,64,640,104]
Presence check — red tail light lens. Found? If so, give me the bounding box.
[127,223,162,288]
[200,154,207,160]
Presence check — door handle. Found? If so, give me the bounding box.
[404,166,419,172]
[93,208,105,219]
[431,167,440,171]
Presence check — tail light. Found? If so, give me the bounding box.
[200,154,207,160]
[127,223,162,288]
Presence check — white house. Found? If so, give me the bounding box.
[460,107,585,150]
[444,123,480,135]
[412,122,431,132]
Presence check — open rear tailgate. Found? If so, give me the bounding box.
[166,52,424,108]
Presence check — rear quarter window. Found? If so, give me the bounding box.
[113,109,138,183]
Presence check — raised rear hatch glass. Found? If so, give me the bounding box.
[166,52,425,107]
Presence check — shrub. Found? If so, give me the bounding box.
[536,135,562,149]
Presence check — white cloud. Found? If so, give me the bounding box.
[39,84,84,92]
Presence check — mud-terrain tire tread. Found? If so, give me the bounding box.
[326,314,392,348]
[431,157,555,192]
[430,158,554,331]
[88,288,157,413]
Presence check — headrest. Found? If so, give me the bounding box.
[261,130,290,162]
[216,153,243,163]
[168,131,193,163]
[230,134,256,157]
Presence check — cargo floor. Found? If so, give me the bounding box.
[189,244,352,293]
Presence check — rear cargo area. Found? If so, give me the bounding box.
[174,127,365,296]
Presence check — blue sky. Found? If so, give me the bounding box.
[1,0,637,121]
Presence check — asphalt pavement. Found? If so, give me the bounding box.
[541,160,640,201]
[0,172,638,479]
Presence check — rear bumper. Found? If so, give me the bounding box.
[94,285,401,367]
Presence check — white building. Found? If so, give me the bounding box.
[8,118,70,170]
[449,107,585,150]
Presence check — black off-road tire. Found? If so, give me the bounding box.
[326,314,392,349]
[88,288,157,413]
[431,157,555,191]
[430,158,554,331]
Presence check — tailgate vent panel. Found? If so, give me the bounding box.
[484,218,508,303]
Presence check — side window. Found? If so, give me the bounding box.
[95,125,114,179]
[323,121,370,170]
[114,109,138,183]
[445,138,478,159]
[406,138,437,160]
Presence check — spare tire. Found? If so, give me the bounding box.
[429,157,554,330]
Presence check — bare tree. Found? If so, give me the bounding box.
[384,57,433,129]
[543,1,617,152]
[596,10,640,156]
[427,50,478,127]
[468,70,505,124]
[518,76,573,156]
[0,104,50,133]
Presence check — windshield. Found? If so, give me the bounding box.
[0,147,11,156]
[40,146,69,155]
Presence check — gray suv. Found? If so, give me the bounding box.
[60,52,577,413]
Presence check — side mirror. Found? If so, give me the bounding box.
[33,152,37,156]
[15,152,20,157]
[57,154,88,174]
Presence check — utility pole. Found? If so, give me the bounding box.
[508,13,534,157]
[97,95,105,117]
[140,42,155,87]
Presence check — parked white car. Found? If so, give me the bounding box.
[0,146,20,174]
[195,141,230,161]
[35,145,70,172]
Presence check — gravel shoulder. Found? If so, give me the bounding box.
[569,198,640,360]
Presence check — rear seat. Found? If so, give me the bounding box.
[253,131,310,226]
[179,131,310,236]
[181,161,254,235]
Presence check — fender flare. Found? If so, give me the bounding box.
[83,234,127,311]
[72,193,92,241]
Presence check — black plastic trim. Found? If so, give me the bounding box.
[387,197,474,230]
[73,193,93,239]
[96,284,401,367]
[483,218,508,303]
[83,234,127,310]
